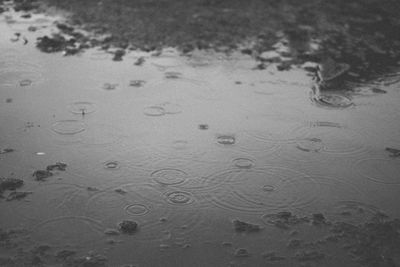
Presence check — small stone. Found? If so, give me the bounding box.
[233,219,261,233]
[386,147,400,158]
[103,83,118,90]
[134,57,145,66]
[234,248,250,257]
[19,79,32,87]
[28,26,37,32]
[113,49,125,61]
[6,98,13,103]
[129,80,146,87]
[114,188,127,194]
[33,170,53,181]
[312,213,326,225]
[118,220,138,234]
[372,88,387,94]
[259,51,281,62]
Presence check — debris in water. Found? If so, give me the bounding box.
[6,98,13,103]
[312,213,328,225]
[134,57,145,66]
[114,188,127,194]
[198,124,209,130]
[385,147,400,158]
[294,250,325,262]
[36,34,70,53]
[118,220,138,234]
[0,178,24,192]
[0,148,14,154]
[112,49,125,61]
[234,248,250,257]
[129,80,146,87]
[46,162,67,171]
[233,219,261,233]
[102,83,118,90]
[372,88,387,94]
[6,191,32,201]
[33,170,53,181]
[19,79,32,87]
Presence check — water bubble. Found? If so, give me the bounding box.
[143,106,165,116]
[51,120,86,135]
[232,158,255,169]
[151,168,188,185]
[104,161,120,170]
[125,204,150,216]
[164,191,194,205]
[217,135,236,145]
[68,101,96,115]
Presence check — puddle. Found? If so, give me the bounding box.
[1,5,400,266]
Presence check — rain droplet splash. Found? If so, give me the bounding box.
[68,101,96,115]
[151,168,188,185]
[143,106,166,116]
[164,191,195,205]
[51,120,86,135]
[125,204,150,216]
[104,161,120,170]
[217,135,236,145]
[232,158,255,169]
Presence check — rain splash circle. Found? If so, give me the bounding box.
[51,120,86,135]
[151,168,189,185]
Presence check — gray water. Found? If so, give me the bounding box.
[1,8,400,267]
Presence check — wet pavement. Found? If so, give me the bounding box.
[1,2,400,267]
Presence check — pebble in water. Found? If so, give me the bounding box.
[217,135,236,145]
[118,220,138,234]
[102,83,118,90]
[164,191,194,205]
[129,80,146,87]
[51,120,85,135]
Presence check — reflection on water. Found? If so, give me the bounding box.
[1,8,400,267]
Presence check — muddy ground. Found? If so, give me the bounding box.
[4,0,400,77]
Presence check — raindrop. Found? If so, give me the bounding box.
[104,161,120,170]
[125,204,150,216]
[151,168,188,185]
[232,158,255,169]
[143,106,165,116]
[217,135,236,145]
[51,120,85,135]
[262,185,276,192]
[164,191,195,205]
[68,101,96,115]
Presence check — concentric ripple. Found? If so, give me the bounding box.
[144,106,166,116]
[311,92,354,109]
[354,158,400,185]
[164,191,195,205]
[206,168,317,213]
[151,168,189,185]
[68,101,96,115]
[103,160,120,170]
[125,204,150,216]
[216,135,236,145]
[292,121,367,156]
[51,120,86,135]
[232,158,256,169]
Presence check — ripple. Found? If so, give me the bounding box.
[151,168,188,185]
[85,184,205,241]
[144,106,166,116]
[292,122,367,155]
[216,135,236,145]
[68,101,96,115]
[232,158,255,169]
[207,168,317,214]
[354,158,400,185]
[125,204,150,216]
[51,120,86,135]
[31,216,104,246]
[164,191,195,205]
[159,102,182,114]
